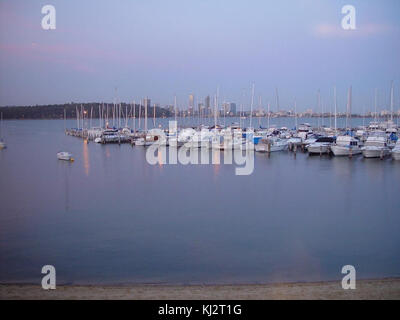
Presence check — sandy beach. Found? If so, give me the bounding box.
[1,278,400,300]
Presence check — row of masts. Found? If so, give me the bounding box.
[71,82,397,133]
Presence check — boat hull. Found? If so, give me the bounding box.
[57,152,73,161]
[362,148,390,158]
[308,145,331,154]
[391,150,400,160]
[255,143,287,152]
[331,145,362,156]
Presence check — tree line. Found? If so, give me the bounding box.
[0,103,172,119]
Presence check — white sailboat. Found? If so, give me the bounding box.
[57,108,74,160]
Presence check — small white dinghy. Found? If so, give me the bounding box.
[0,141,6,150]
[57,151,74,161]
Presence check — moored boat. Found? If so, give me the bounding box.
[361,136,390,158]
[331,136,362,156]
[307,137,336,155]
[255,137,288,152]
[57,152,74,161]
[391,140,400,160]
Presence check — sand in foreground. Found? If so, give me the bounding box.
[1,278,400,300]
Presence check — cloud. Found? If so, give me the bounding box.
[313,23,397,38]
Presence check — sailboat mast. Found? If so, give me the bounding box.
[250,83,254,130]
[81,104,84,130]
[214,94,217,128]
[374,88,378,123]
[334,86,337,132]
[138,101,141,130]
[119,103,121,129]
[390,80,394,122]
[153,103,156,128]
[321,98,324,127]
[223,98,226,127]
[174,95,177,123]
[144,97,148,132]
[133,101,136,132]
[216,86,219,127]
[90,106,93,129]
[76,106,79,129]
[125,105,128,128]
[347,86,352,131]
[317,90,321,130]
[240,89,245,130]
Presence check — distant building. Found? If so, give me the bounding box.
[198,103,204,116]
[165,105,174,113]
[229,103,236,115]
[221,102,237,115]
[189,94,194,108]
[143,98,151,108]
[205,95,211,116]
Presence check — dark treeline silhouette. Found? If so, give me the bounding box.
[0,103,172,119]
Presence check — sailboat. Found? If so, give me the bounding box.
[331,86,362,156]
[57,108,74,161]
[0,112,5,149]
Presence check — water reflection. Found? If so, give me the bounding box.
[1,120,400,284]
[83,141,90,176]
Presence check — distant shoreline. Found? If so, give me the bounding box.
[1,278,400,299]
[1,104,397,120]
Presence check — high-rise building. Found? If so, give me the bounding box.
[222,102,229,115]
[221,102,237,115]
[189,94,194,108]
[229,103,236,115]
[205,95,211,116]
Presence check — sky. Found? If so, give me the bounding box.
[0,0,399,113]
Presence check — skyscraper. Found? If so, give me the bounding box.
[188,94,194,115]
[205,95,211,116]
[229,102,236,115]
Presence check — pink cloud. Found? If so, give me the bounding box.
[313,23,397,38]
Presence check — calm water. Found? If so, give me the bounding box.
[0,118,400,285]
